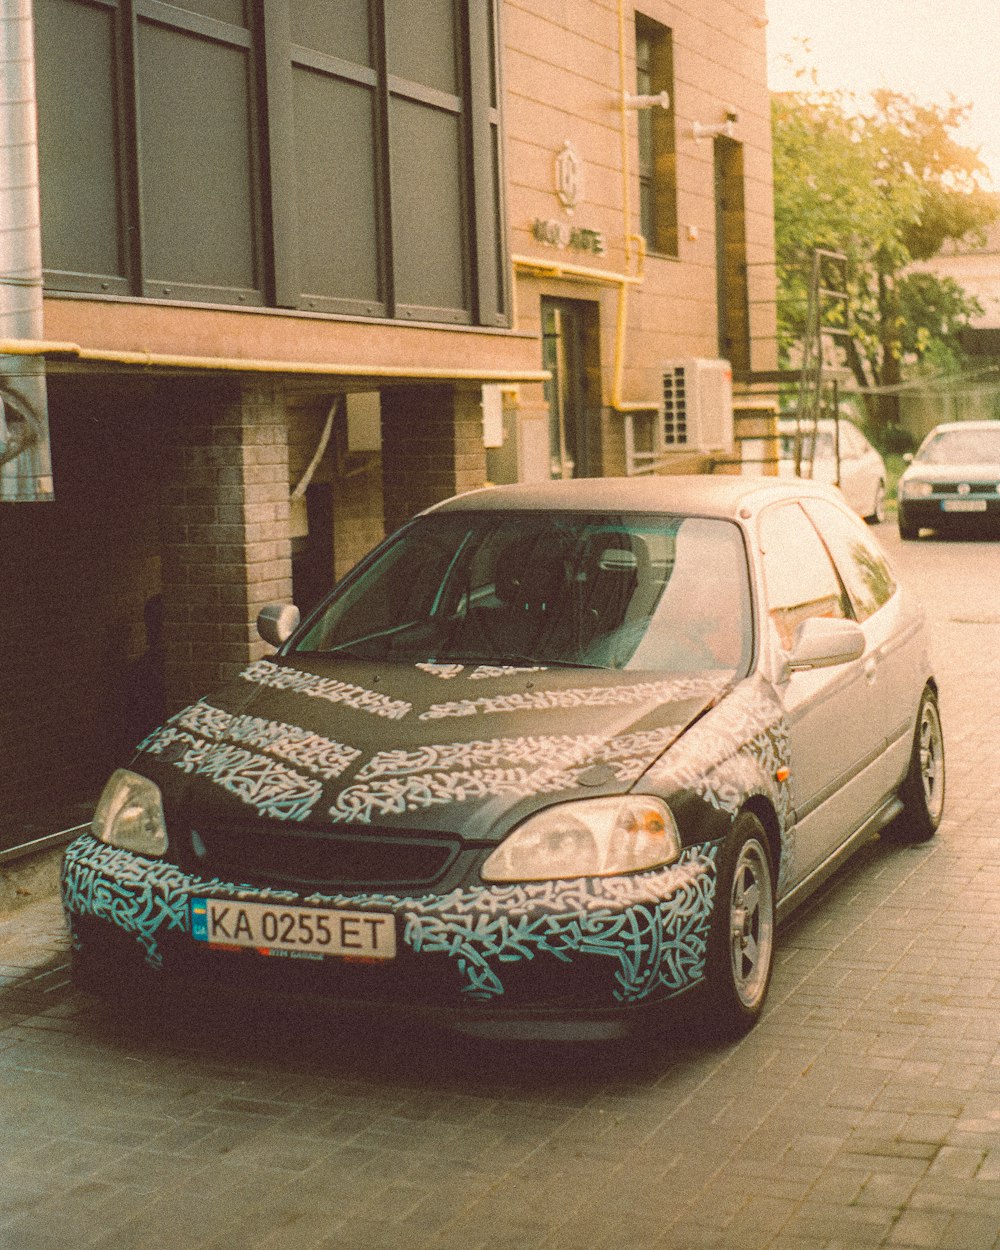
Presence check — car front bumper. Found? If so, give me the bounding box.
[62,833,720,1033]
[899,496,1000,529]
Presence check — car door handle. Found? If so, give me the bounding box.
[863,657,878,684]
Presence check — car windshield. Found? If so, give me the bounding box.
[293,511,753,675]
[917,428,1000,464]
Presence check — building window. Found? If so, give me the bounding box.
[33,0,509,327]
[635,14,677,257]
[714,136,751,376]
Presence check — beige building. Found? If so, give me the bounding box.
[913,220,1000,331]
[0,0,777,849]
[902,221,1000,438]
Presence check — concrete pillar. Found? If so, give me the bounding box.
[160,380,292,711]
[379,383,488,534]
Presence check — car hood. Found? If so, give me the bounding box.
[902,461,1000,484]
[133,656,732,841]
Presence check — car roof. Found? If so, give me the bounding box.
[425,475,846,521]
[923,420,1000,434]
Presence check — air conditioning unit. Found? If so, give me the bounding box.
[660,358,734,452]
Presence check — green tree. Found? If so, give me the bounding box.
[773,84,999,431]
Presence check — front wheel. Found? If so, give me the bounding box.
[898,507,919,541]
[702,813,775,1038]
[886,686,945,844]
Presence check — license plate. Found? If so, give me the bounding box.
[942,499,987,512]
[190,898,396,959]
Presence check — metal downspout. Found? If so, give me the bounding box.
[0,0,51,501]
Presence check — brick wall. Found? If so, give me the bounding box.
[159,381,293,711]
[287,398,385,588]
[380,384,488,533]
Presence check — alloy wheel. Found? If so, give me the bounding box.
[728,838,774,1010]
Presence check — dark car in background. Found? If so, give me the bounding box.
[63,477,943,1042]
[898,420,1000,539]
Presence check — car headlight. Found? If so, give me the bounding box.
[900,479,933,499]
[91,769,168,857]
[481,796,680,882]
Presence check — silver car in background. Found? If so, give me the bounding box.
[779,417,888,524]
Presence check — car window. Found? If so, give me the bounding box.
[292,511,753,674]
[839,424,864,458]
[800,497,896,622]
[758,502,850,650]
[779,429,834,461]
[917,428,1000,463]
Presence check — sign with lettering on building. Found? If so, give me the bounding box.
[531,219,605,255]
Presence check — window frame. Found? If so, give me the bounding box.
[34,0,510,327]
[634,12,678,258]
[757,501,853,651]
[799,497,897,624]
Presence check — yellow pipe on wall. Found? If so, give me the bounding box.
[0,339,550,384]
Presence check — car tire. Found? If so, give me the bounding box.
[702,812,775,1039]
[866,480,886,525]
[886,686,945,845]
[898,510,918,541]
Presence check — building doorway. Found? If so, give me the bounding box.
[541,297,601,478]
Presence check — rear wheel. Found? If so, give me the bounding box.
[703,813,775,1038]
[866,480,886,525]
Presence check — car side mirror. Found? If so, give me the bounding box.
[257,602,300,647]
[903,452,914,464]
[783,616,865,677]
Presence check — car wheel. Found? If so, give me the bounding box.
[703,812,775,1038]
[866,480,886,525]
[898,509,918,541]
[887,687,945,844]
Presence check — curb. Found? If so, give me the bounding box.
[0,846,64,917]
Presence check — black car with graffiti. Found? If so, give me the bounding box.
[63,477,943,1040]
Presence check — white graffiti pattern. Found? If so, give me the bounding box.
[418,672,730,722]
[330,726,683,824]
[241,659,412,720]
[157,701,362,781]
[142,727,322,821]
[62,835,717,1002]
[648,679,794,887]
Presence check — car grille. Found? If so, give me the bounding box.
[933,482,999,494]
[177,823,461,891]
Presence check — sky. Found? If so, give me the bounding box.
[765,0,1000,186]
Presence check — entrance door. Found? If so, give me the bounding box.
[541,298,601,479]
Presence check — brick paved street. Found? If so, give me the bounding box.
[3,527,1000,1250]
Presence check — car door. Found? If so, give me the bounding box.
[840,424,879,516]
[757,501,883,885]
[800,496,926,798]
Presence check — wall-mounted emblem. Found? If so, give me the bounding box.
[554,140,583,212]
